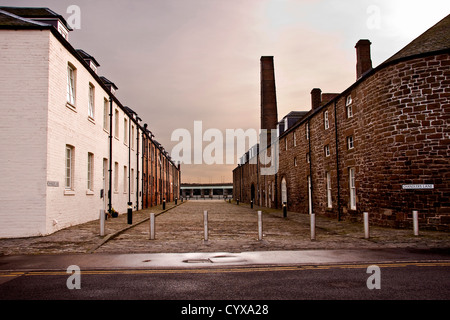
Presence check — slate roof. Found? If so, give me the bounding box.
[0,6,72,30]
[383,13,450,65]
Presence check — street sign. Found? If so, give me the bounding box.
[402,184,434,190]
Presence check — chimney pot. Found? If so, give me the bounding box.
[311,88,322,110]
[355,39,372,79]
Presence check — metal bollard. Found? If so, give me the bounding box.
[258,211,263,241]
[310,213,316,240]
[237,199,239,205]
[251,200,253,209]
[283,202,287,218]
[363,212,369,239]
[413,210,419,236]
[204,210,208,242]
[149,213,155,240]
[175,197,178,205]
[100,209,105,236]
[162,198,166,210]
[127,202,133,225]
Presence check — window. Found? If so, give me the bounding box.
[285,138,288,151]
[123,166,128,193]
[324,110,329,129]
[306,123,309,140]
[306,152,310,163]
[347,136,354,150]
[65,145,74,189]
[103,98,109,131]
[293,132,297,146]
[87,152,94,191]
[324,145,330,157]
[114,109,119,139]
[124,118,128,144]
[67,64,76,105]
[346,96,353,118]
[294,157,297,167]
[326,171,332,208]
[114,162,119,192]
[131,125,135,150]
[349,168,356,210]
[131,168,134,193]
[88,83,95,118]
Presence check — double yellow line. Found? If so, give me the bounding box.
[0,261,449,277]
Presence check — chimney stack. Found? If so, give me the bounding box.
[260,56,278,131]
[311,88,322,110]
[355,39,372,79]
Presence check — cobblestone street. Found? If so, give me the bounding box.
[1,200,449,255]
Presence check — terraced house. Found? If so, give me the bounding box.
[0,7,180,238]
[234,14,450,231]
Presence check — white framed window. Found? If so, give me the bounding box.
[131,125,135,150]
[306,123,309,140]
[293,132,297,146]
[349,167,356,210]
[346,95,353,118]
[285,138,288,151]
[124,118,128,145]
[103,98,109,131]
[88,83,95,118]
[114,109,119,139]
[347,136,354,150]
[67,64,76,105]
[324,145,330,157]
[114,162,119,192]
[131,168,135,193]
[65,145,74,190]
[326,171,332,208]
[123,165,128,193]
[294,157,297,167]
[87,152,94,191]
[306,152,310,163]
[324,110,329,129]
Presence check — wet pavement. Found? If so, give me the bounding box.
[0,200,449,256]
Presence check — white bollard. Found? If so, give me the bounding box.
[258,211,263,241]
[149,213,155,240]
[100,209,105,236]
[363,212,370,239]
[204,210,208,242]
[310,213,316,240]
[413,210,419,236]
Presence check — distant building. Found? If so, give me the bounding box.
[0,7,180,238]
[234,14,450,230]
[181,183,233,200]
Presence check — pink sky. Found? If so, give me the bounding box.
[4,0,450,183]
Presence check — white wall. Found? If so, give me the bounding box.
[0,30,50,238]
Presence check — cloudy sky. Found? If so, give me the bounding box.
[3,0,450,183]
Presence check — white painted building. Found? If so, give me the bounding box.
[0,7,176,238]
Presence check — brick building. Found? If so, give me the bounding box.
[0,7,180,238]
[234,14,450,230]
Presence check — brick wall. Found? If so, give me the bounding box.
[234,52,450,231]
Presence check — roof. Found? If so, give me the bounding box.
[76,49,100,67]
[0,6,72,30]
[383,13,450,65]
[0,9,50,28]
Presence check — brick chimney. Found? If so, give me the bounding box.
[355,39,372,79]
[311,88,322,110]
[260,56,278,130]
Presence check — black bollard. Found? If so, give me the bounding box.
[283,202,287,218]
[175,197,178,205]
[251,200,253,209]
[127,202,133,224]
[163,198,166,210]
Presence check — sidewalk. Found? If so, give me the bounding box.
[0,200,449,256]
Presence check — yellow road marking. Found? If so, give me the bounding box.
[0,261,448,277]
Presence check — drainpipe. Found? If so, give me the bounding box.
[136,122,140,210]
[142,124,147,209]
[334,100,342,221]
[108,97,113,214]
[308,119,313,215]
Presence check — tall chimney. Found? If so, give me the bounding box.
[260,56,278,131]
[355,39,372,79]
[311,88,322,110]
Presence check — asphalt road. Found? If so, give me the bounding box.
[1,262,448,300]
